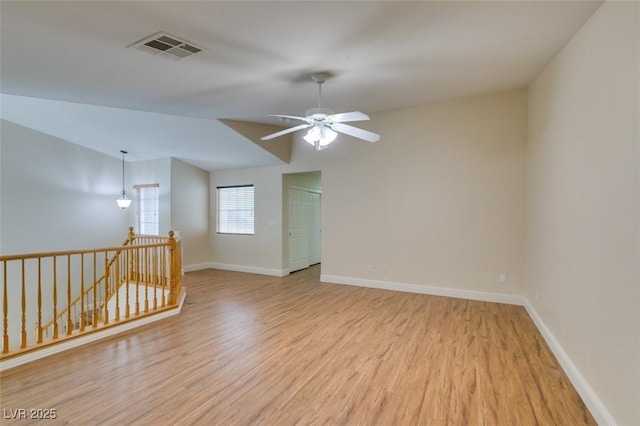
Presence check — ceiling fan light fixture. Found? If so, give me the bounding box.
[303,125,337,150]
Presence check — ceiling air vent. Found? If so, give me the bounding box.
[129,32,204,61]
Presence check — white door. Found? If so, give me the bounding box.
[289,188,310,272]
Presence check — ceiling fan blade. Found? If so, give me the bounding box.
[327,111,370,123]
[331,122,380,143]
[266,114,310,122]
[261,123,313,141]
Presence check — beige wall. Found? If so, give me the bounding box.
[323,90,527,294]
[210,166,288,274]
[210,89,528,295]
[526,2,639,425]
[171,158,212,267]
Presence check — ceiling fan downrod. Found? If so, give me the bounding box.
[307,73,332,117]
[311,72,329,107]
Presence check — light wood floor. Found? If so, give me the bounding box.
[1,265,595,425]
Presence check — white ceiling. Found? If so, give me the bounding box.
[0,1,602,171]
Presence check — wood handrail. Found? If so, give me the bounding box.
[1,229,183,358]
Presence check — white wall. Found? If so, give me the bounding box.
[526,2,639,425]
[131,158,172,236]
[0,119,212,267]
[210,89,527,296]
[0,120,129,254]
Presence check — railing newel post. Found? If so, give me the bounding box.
[2,261,9,353]
[93,252,98,328]
[80,253,85,332]
[20,260,27,348]
[128,226,135,281]
[53,256,58,340]
[66,255,72,336]
[37,258,43,343]
[103,252,109,325]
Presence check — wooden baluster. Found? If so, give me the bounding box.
[161,246,167,308]
[152,246,158,311]
[124,248,130,319]
[132,242,137,283]
[66,256,72,335]
[2,261,9,353]
[37,258,43,343]
[168,231,176,305]
[21,260,27,348]
[177,239,182,297]
[143,243,147,284]
[135,247,140,315]
[53,256,58,339]
[103,253,109,325]
[144,247,149,313]
[114,250,120,322]
[93,253,98,328]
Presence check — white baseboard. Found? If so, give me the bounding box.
[320,274,525,305]
[184,263,213,272]
[207,262,289,277]
[0,291,187,372]
[523,300,616,426]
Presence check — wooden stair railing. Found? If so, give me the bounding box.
[40,227,136,338]
[1,229,183,359]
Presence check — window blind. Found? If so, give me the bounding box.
[217,185,254,235]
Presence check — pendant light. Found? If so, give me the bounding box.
[116,150,132,209]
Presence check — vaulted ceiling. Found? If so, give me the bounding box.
[0,1,602,171]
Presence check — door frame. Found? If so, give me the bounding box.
[283,172,322,275]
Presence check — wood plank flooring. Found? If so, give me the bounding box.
[0,265,595,425]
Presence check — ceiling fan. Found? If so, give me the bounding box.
[261,73,380,150]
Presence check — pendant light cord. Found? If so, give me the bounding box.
[120,150,127,196]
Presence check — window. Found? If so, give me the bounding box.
[134,184,159,235]
[217,185,254,235]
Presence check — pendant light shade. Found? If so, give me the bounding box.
[116,150,131,209]
[116,197,132,209]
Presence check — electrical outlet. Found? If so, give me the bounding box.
[499,273,507,283]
